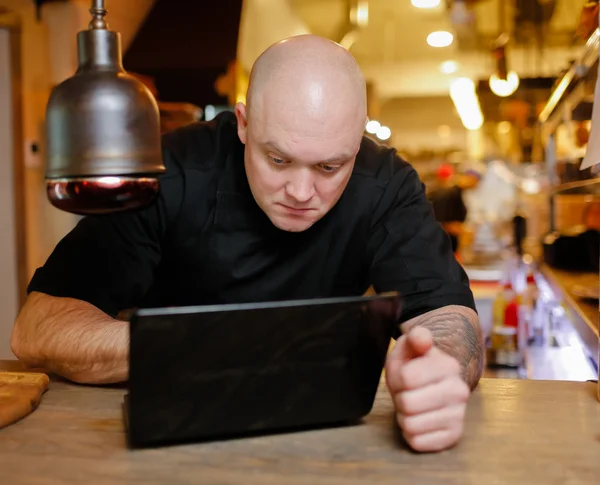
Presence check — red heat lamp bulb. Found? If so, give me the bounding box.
[47,176,160,215]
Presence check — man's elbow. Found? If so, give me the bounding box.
[10,315,43,368]
[11,296,59,374]
[11,324,91,384]
[9,325,23,360]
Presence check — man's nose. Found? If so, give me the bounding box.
[286,169,316,203]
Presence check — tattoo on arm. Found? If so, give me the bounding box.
[401,305,484,389]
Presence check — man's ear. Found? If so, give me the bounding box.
[235,102,248,145]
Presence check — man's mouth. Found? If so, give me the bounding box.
[278,204,315,215]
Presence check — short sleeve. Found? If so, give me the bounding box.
[27,147,184,317]
[367,157,476,326]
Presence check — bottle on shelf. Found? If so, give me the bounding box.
[488,279,526,369]
[494,326,520,368]
[490,282,509,352]
[523,269,538,344]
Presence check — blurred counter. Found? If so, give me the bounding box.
[539,264,598,370]
[468,259,598,381]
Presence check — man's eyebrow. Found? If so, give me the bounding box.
[264,141,354,164]
[265,141,290,159]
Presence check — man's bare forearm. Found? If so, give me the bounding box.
[11,292,129,384]
[401,305,484,389]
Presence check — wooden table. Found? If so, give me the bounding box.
[0,361,598,485]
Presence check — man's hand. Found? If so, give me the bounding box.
[385,326,470,453]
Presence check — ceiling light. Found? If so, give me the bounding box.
[412,0,441,8]
[204,105,216,121]
[449,78,484,131]
[376,126,391,141]
[427,31,454,48]
[340,30,359,50]
[351,1,369,28]
[489,71,520,97]
[366,120,380,134]
[521,179,541,194]
[440,60,459,74]
[497,121,512,135]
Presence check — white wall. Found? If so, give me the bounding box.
[0,28,19,358]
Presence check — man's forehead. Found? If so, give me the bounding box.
[248,98,364,161]
[253,106,363,139]
[261,138,360,164]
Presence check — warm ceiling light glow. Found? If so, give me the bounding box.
[437,125,452,139]
[427,31,454,48]
[497,121,512,134]
[411,0,441,8]
[489,71,520,97]
[376,126,391,141]
[366,120,380,134]
[351,1,369,27]
[449,77,484,131]
[521,179,541,194]
[440,60,459,74]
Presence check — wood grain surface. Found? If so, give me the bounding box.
[0,361,598,485]
[0,371,49,429]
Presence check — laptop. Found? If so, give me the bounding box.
[124,292,400,448]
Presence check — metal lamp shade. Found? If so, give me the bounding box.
[45,2,165,215]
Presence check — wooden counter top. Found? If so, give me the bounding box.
[0,361,598,485]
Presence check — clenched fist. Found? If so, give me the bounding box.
[385,326,470,453]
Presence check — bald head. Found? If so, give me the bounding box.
[247,35,367,130]
[235,35,368,233]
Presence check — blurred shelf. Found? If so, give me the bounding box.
[538,264,598,370]
[539,28,600,131]
[485,346,597,382]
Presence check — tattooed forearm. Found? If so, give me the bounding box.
[401,305,484,390]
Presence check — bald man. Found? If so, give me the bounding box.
[12,35,483,453]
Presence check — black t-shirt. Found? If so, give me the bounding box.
[29,112,475,325]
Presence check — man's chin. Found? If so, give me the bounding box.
[268,213,318,233]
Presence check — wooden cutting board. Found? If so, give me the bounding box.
[0,371,49,429]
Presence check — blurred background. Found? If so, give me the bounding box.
[0,0,598,380]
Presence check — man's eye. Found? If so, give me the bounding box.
[320,164,340,173]
[269,156,286,165]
